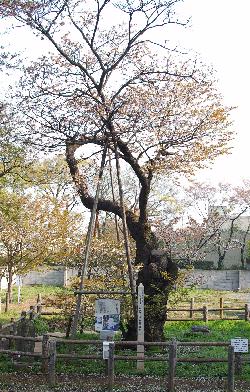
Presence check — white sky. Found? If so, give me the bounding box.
[1,0,250,186]
[178,0,250,185]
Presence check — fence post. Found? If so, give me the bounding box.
[0,294,1,313]
[9,318,15,349]
[228,345,235,392]
[66,316,73,338]
[48,338,56,387]
[203,305,208,322]
[168,339,177,392]
[190,298,194,319]
[235,353,242,375]
[5,292,9,313]
[21,310,27,319]
[37,293,42,304]
[108,342,115,392]
[220,298,224,319]
[42,333,50,373]
[29,306,35,320]
[37,294,42,314]
[244,304,249,321]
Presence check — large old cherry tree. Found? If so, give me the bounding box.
[0,0,233,340]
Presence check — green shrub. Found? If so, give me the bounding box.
[34,317,49,335]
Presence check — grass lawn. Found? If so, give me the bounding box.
[0,285,69,325]
[53,319,250,381]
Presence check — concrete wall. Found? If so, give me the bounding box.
[19,267,250,291]
[22,267,66,286]
[22,267,79,286]
[185,269,250,291]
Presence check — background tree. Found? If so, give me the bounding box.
[0,103,31,186]
[0,189,83,302]
[0,0,233,340]
[157,181,250,270]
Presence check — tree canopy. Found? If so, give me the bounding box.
[0,0,234,339]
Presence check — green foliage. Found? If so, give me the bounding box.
[33,317,49,335]
[0,187,83,290]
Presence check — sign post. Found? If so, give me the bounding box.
[137,283,144,370]
[16,275,22,304]
[231,337,248,376]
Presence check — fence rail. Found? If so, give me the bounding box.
[0,334,237,391]
[166,297,250,322]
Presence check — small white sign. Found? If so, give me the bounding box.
[231,338,248,353]
[16,275,22,286]
[103,341,113,359]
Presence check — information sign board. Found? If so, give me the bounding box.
[95,299,120,332]
[231,338,248,353]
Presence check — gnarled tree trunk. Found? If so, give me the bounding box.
[66,140,178,341]
[124,222,178,341]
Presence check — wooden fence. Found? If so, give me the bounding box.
[166,297,250,322]
[1,294,43,334]
[0,334,240,392]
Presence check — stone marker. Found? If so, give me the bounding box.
[191,325,210,333]
[16,317,35,353]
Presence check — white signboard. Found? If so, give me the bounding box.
[95,299,120,332]
[103,341,114,359]
[231,338,248,353]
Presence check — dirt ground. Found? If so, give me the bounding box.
[0,373,250,392]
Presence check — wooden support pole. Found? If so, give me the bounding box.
[113,142,137,318]
[244,304,249,321]
[203,305,208,322]
[227,345,235,392]
[168,340,177,392]
[190,298,194,319]
[42,333,50,373]
[108,342,115,392]
[220,297,224,319]
[48,339,56,387]
[70,144,108,337]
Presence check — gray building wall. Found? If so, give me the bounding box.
[21,267,250,292]
[22,267,79,287]
[22,267,66,286]
[185,269,250,291]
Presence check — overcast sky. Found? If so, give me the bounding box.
[1,0,249,186]
[179,0,250,185]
